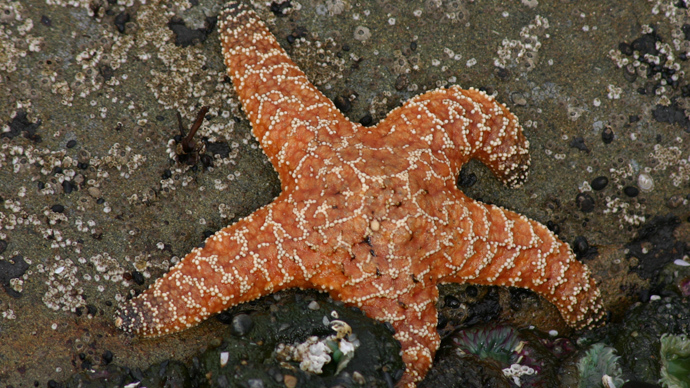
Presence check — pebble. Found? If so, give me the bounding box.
[88,187,101,198]
[283,375,297,388]
[602,127,615,144]
[230,313,254,337]
[591,176,609,190]
[308,300,320,310]
[131,270,145,285]
[352,371,366,385]
[268,367,283,383]
[62,180,75,194]
[623,186,640,197]
[333,95,351,113]
[101,350,113,364]
[247,379,264,388]
[444,295,461,308]
[86,305,97,315]
[510,92,527,106]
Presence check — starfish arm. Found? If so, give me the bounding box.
[115,198,314,336]
[351,285,440,388]
[438,194,604,328]
[218,2,355,186]
[372,86,530,188]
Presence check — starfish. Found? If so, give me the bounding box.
[116,2,604,386]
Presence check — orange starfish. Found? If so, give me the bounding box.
[116,2,604,386]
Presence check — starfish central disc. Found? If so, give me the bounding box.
[116,2,604,387]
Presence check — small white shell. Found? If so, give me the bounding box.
[602,374,617,388]
[637,173,654,192]
[220,351,230,367]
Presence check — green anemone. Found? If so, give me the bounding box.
[577,343,625,388]
[660,334,690,388]
[452,325,522,364]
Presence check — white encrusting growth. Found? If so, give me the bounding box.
[115,2,604,388]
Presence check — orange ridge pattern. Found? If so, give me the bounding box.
[116,2,604,387]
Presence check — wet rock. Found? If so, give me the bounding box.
[626,215,683,282]
[61,291,403,388]
[612,294,690,383]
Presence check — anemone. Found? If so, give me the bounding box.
[452,325,523,364]
[660,334,690,388]
[577,343,625,388]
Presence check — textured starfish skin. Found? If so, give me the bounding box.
[116,2,604,386]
